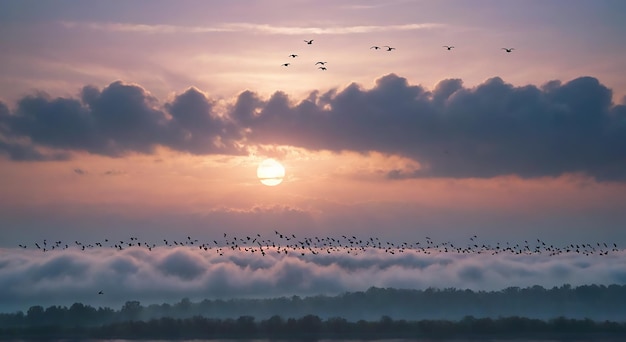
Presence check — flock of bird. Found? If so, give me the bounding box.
[18,232,621,258]
[280,39,330,69]
[279,39,516,70]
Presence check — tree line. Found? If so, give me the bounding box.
[2,284,626,329]
[2,314,626,340]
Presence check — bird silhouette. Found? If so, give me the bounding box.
[288,54,298,58]
[370,46,381,50]
[443,45,455,50]
[304,39,314,44]
[502,47,515,53]
[281,63,290,67]
[318,66,327,70]
[315,61,327,65]
[383,46,396,51]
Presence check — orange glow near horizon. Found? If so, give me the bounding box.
[1,148,625,218]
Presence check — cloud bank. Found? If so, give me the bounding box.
[1,74,625,180]
[59,21,444,35]
[1,247,624,313]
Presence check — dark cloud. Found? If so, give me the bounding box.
[0,140,70,161]
[164,87,243,154]
[0,102,9,130]
[0,81,244,158]
[2,100,68,161]
[1,75,625,180]
[235,74,626,181]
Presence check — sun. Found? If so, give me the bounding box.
[257,159,285,186]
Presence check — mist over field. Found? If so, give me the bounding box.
[2,245,625,317]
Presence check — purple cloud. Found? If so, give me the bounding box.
[1,75,625,180]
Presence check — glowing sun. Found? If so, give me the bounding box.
[257,159,285,186]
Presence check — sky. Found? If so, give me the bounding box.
[1,0,626,312]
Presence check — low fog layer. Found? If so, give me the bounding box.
[1,246,624,314]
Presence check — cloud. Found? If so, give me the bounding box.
[1,102,70,160]
[28,254,90,282]
[103,169,125,176]
[1,75,625,180]
[0,102,8,126]
[163,87,243,154]
[337,0,423,11]
[60,21,235,34]
[0,81,243,158]
[0,140,69,161]
[0,246,624,313]
[204,205,317,236]
[156,250,206,280]
[59,21,444,35]
[226,23,444,35]
[233,75,626,181]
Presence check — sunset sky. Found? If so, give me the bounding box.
[1,0,625,312]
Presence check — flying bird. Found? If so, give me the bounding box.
[443,45,454,50]
[315,61,327,65]
[98,290,103,295]
[318,66,327,70]
[288,54,298,58]
[281,63,290,67]
[383,46,396,51]
[502,48,515,53]
[370,46,381,50]
[304,39,314,44]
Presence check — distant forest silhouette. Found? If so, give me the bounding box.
[2,314,626,340]
[2,284,626,339]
